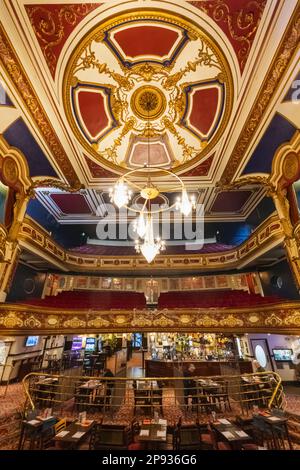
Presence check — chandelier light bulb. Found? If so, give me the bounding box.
[111,180,131,208]
[140,242,160,264]
[180,188,192,216]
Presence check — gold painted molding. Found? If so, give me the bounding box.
[19,213,284,272]
[1,302,300,334]
[0,23,79,187]
[221,4,300,184]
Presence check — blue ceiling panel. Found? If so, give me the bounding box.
[3,118,58,177]
[242,113,297,175]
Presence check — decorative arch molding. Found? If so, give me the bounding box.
[0,136,32,194]
[218,132,300,193]
[270,131,300,190]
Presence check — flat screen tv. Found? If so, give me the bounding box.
[71,337,83,351]
[273,348,293,361]
[85,338,96,352]
[25,336,39,347]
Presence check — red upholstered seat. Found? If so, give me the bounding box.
[17,290,146,310]
[158,290,282,309]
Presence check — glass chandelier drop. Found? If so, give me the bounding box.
[109,108,196,263]
[134,213,166,263]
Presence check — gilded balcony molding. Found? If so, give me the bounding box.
[18,213,284,272]
[0,302,300,335]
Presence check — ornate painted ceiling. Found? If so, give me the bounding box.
[0,0,299,225]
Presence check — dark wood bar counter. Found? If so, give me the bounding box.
[145,359,253,377]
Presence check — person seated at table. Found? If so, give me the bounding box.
[183,364,197,406]
[253,360,265,373]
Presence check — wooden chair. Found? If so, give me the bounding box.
[173,418,201,451]
[89,423,132,450]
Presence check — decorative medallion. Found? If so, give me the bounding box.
[63,11,233,174]
[0,311,23,328]
[24,315,42,328]
[131,86,167,121]
[282,152,300,182]
[219,315,243,327]
[196,315,218,327]
[63,317,86,328]
[47,315,59,327]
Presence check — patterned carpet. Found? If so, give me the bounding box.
[1,381,300,449]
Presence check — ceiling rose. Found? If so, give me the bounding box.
[63,11,233,175]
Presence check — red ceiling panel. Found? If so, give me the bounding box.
[113,25,179,57]
[210,191,252,212]
[77,90,109,138]
[26,3,102,77]
[189,0,267,72]
[50,193,92,214]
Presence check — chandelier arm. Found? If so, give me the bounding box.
[124,201,179,215]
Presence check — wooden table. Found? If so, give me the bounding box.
[212,419,251,450]
[257,413,293,450]
[54,420,95,449]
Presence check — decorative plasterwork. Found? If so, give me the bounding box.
[189,0,267,72]
[0,24,79,186]
[25,3,102,78]
[19,213,283,272]
[221,5,300,184]
[1,303,300,334]
[63,11,234,174]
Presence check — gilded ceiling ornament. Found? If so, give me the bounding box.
[31,179,83,192]
[63,11,233,173]
[26,4,100,77]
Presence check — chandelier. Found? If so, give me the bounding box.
[109,104,196,263]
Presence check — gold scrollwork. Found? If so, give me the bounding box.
[0,311,23,328]
[265,313,283,327]
[219,315,243,327]
[195,315,219,327]
[284,311,300,326]
[87,317,110,328]
[63,317,86,328]
[24,315,42,328]
[63,10,233,174]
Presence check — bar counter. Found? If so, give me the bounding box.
[145,359,253,377]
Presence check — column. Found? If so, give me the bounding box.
[270,188,300,291]
[0,191,31,302]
